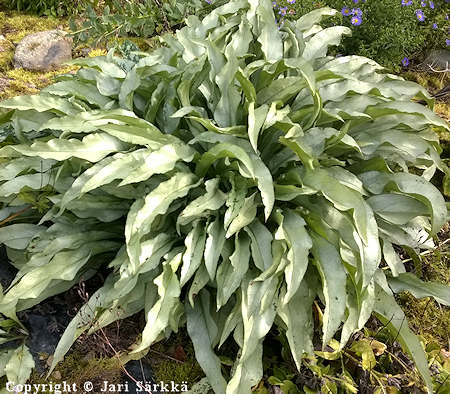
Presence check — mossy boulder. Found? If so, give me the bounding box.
[420,49,450,72]
[13,30,72,71]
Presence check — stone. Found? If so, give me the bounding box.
[124,360,159,394]
[420,49,450,72]
[13,30,72,71]
[0,246,17,289]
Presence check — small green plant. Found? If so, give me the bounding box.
[4,0,87,16]
[0,1,449,393]
[69,0,223,45]
[257,330,450,393]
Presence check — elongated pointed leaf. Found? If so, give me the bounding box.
[125,172,199,270]
[226,275,278,393]
[178,179,227,228]
[311,233,347,347]
[0,95,79,115]
[302,26,351,61]
[279,210,312,304]
[278,280,315,370]
[0,133,127,162]
[244,219,273,272]
[0,224,45,250]
[180,221,207,287]
[186,291,227,394]
[388,273,450,306]
[216,234,251,309]
[373,286,432,393]
[133,253,182,353]
[5,345,34,384]
[204,217,226,280]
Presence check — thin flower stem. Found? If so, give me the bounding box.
[0,206,32,227]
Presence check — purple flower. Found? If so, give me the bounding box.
[342,7,351,16]
[429,1,434,8]
[351,15,362,25]
[401,57,409,67]
[353,0,359,3]
[420,0,427,6]
[287,0,295,4]
[352,7,363,16]
[272,1,277,7]
[401,0,412,6]
[446,39,450,46]
[279,6,287,15]
[415,9,425,21]
[432,23,438,29]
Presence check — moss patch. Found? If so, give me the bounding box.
[401,70,448,93]
[399,293,450,347]
[435,101,450,122]
[149,332,205,387]
[0,11,65,44]
[0,66,77,100]
[398,228,450,347]
[401,70,449,119]
[29,352,123,393]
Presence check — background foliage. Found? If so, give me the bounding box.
[1,0,87,16]
[261,0,448,70]
[3,0,448,69]
[68,0,222,45]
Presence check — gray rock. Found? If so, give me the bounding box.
[0,246,17,289]
[124,360,159,394]
[13,30,72,71]
[420,49,450,72]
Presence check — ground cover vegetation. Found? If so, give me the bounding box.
[273,0,450,70]
[0,11,75,101]
[67,0,221,46]
[0,0,449,393]
[3,0,448,69]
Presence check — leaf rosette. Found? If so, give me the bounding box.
[0,1,449,392]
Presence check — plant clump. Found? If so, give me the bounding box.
[0,1,449,393]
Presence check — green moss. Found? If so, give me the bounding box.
[29,352,123,392]
[150,333,204,387]
[397,234,450,347]
[402,71,447,92]
[0,66,77,100]
[435,102,450,122]
[399,293,450,347]
[0,40,14,72]
[0,11,66,44]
